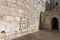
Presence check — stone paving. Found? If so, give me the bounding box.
[13,30,60,40]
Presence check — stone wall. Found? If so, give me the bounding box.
[41,10,60,31]
[0,0,46,40]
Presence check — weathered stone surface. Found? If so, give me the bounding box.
[14,17,20,21]
[3,16,14,22]
[41,11,60,30]
[0,0,46,40]
[0,16,4,21]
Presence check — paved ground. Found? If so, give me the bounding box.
[13,30,60,40]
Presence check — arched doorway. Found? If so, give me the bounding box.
[51,17,58,30]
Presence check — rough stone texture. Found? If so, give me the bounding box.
[0,0,46,40]
[41,10,60,31]
[41,0,60,31]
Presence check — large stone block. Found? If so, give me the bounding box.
[14,17,20,21]
[3,16,14,22]
[18,9,24,13]
[5,22,11,33]
[0,21,6,31]
[27,28,32,33]
[21,19,28,30]
[0,16,4,21]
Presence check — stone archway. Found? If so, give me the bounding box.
[51,17,58,30]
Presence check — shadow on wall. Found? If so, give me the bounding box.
[39,0,53,30]
[45,1,51,11]
[38,1,51,30]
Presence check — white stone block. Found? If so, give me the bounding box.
[0,21,6,31]
[18,9,24,13]
[8,0,16,3]
[3,16,14,22]
[14,17,20,21]
[5,23,11,33]
[28,28,32,33]
[21,29,28,34]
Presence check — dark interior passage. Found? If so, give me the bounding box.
[51,18,58,30]
[56,2,58,6]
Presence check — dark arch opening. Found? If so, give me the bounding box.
[51,17,58,30]
[56,2,58,6]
